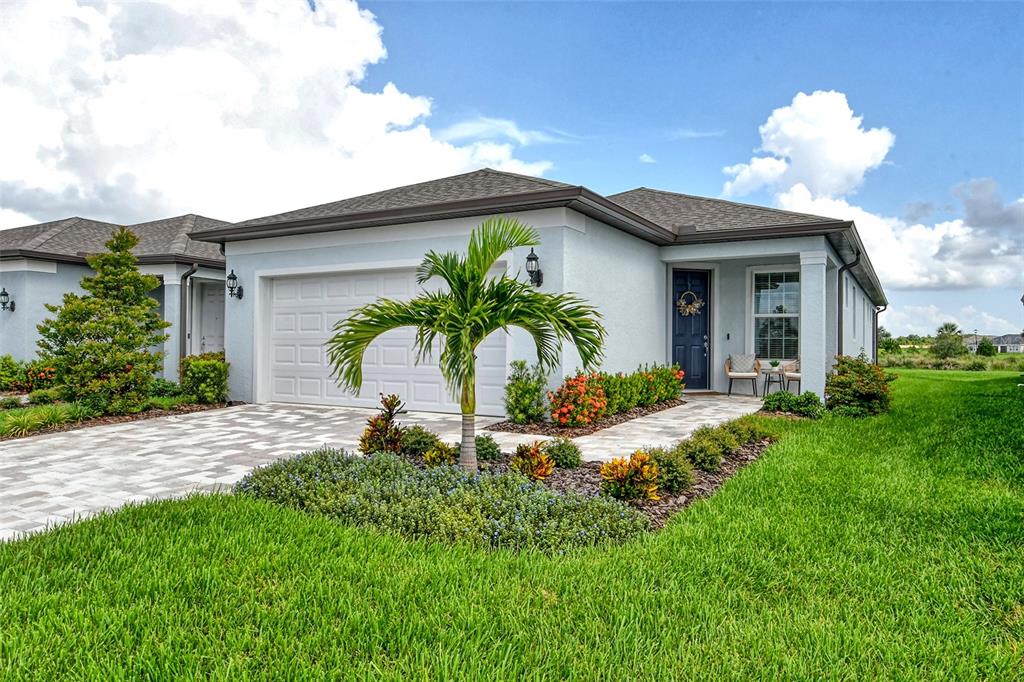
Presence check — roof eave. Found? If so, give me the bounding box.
[0,249,224,270]
[190,186,676,245]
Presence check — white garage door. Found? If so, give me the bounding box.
[267,269,507,415]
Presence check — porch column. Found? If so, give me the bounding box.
[799,252,828,398]
[162,281,182,381]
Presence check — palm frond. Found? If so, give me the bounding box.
[325,297,442,392]
[465,216,539,281]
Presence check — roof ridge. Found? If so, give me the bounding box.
[478,167,569,188]
[167,214,195,255]
[22,217,80,251]
[610,186,839,223]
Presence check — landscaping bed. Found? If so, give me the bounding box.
[482,436,771,528]
[487,398,684,436]
[0,402,230,442]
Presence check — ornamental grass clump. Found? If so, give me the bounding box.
[510,441,555,480]
[548,372,607,426]
[235,449,648,552]
[600,450,660,501]
[359,393,406,455]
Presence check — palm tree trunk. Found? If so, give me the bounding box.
[459,378,477,472]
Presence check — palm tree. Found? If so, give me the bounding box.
[325,217,607,471]
[936,322,961,337]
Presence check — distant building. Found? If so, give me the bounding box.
[990,334,1023,354]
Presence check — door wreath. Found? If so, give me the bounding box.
[676,290,705,316]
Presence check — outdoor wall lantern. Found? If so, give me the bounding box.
[226,270,244,300]
[525,248,543,287]
[0,288,14,312]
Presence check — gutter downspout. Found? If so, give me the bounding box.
[873,305,887,363]
[836,250,861,357]
[179,263,199,370]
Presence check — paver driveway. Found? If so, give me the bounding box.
[0,395,759,541]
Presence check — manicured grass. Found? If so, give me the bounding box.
[1,370,1022,678]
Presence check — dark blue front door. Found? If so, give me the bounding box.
[672,270,710,390]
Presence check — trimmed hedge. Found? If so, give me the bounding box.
[762,391,824,418]
[180,352,229,404]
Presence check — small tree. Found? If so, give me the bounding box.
[975,337,997,357]
[36,228,170,414]
[878,326,900,354]
[931,322,966,359]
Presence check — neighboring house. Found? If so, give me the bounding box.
[190,169,886,414]
[0,214,228,379]
[990,334,1023,353]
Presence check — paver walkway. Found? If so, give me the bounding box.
[0,394,759,541]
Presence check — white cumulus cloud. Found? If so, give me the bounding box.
[721,90,1023,293]
[881,304,1017,337]
[723,90,894,198]
[0,0,555,227]
[638,153,656,164]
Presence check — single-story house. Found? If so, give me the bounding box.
[189,169,886,415]
[0,214,227,379]
[990,334,1023,354]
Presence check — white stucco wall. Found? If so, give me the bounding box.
[560,215,666,376]
[841,270,876,359]
[0,259,221,380]
[221,209,576,403]
[0,261,90,361]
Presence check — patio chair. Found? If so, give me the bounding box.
[725,354,760,396]
[782,359,801,392]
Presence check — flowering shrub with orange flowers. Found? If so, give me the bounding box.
[548,372,608,427]
[599,450,661,501]
[23,361,59,391]
[634,364,686,407]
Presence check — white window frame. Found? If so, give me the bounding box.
[746,265,801,362]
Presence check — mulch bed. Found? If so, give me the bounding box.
[0,402,238,442]
[486,399,685,437]
[480,437,773,529]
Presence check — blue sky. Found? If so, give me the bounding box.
[1,1,1020,336]
[361,1,1024,335]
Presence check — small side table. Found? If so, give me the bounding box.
[762,367,785,396]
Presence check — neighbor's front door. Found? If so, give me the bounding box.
[672,270,710,390]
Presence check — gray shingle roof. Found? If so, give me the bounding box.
[607,187,841,233]
[219,168,573,231]
[0,214,226,264]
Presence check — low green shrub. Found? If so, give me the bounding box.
[234,449,649,552]
[503,360,548,424]
[601,372,643,414]
[400,425,440,458]
[359,394,405,455]
[0,396,23,410]
[674,425,730,472]
[543,437,582,469]
[647,446,695,495]
[721,417,770,444]
[471,433,502,462]
[599,450,660,501]
[762,391,824,418]
[27,387,62,405]
[510,441,555,480]
[965,358,987,372]
[180,353,229,404]
[423,442,458,467]
[0,355,25,392]
[148,378,182,397]
[146,395,190,411]
[826,353,896,416]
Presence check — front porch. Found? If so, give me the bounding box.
[661,235,843,398]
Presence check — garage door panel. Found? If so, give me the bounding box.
[268,269,507,415]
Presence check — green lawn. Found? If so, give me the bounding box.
[2,370,1022,679]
